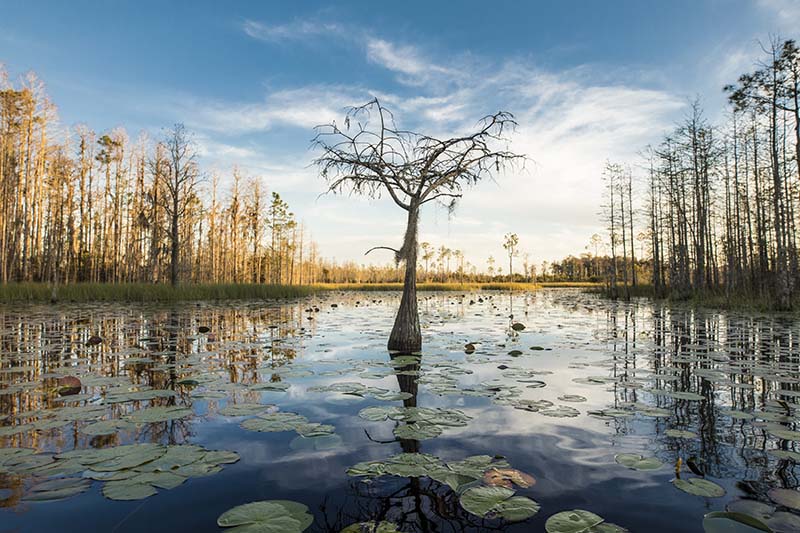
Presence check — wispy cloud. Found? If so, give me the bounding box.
[184,85,368,133]
[757,0,800,29]
[185,25,687,264]
[242,19,344,42]
[365,38,458,86]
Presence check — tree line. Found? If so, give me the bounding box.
[0,74,546,291]
[602,37,800,308]
[0,68,324,286]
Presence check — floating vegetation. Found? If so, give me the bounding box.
[614,453,662,471]
[459,485,540,521]
[358,405,470,436]
[544,509,627,533]
[2,291,800,532]
[241,411,336,439]
[217,500,313,532]
[0,443,241,503]
[673,478,726,498]
[341,522,402,533]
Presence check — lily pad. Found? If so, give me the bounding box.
[665,429,697,439]
[82,419,136,436]
[702,511,771,533]
[459,485,539,522]
[24,477,92,502]
[217,500,313,532]
[545,509,604,533]
[768,488,800,511]
[673,478,725,498]
[614,453,662,471]
[102,481,158,501]
[341,522,401,533]
[127,406,193,424]
[219,403,275,417]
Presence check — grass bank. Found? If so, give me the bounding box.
[0,281,544,303]
[587,284,799,312]
[0,283,319,303]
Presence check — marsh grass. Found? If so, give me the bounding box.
[588,283,799,312]
[0,283,317,303]
[0,281,545,302]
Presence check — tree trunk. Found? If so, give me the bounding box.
[170,208,179,287]
[388,202,421,353]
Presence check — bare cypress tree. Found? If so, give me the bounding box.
[314,99,523,352]
[150,124,200,287]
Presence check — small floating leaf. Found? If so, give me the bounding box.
[666,429,697,439]
[614,453,662,471]
[341,522,401,533]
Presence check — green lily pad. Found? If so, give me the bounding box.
[341,522,401,532]
[614,453,662,471]
[558,395,587,403]
[383,453,442,477]
[394,422,442,440]
[217,500,313,532]
[82,419,137,436]
[102,480,158,501]
[545,509,604,533]
[666,429,697,439]
[90,444,167,472]
[540,406,580,418]
[767,511,800,532]
[203,450,241,465]
[127,406,193,424]
[289,434,343,452]
[768,488,800,510]
[135,445,207,472]
[673,478,725,498]
[295,423,336,438]
[24,477,92,502]
[241,412,309,433]
[128,471,186,490]
[219,403,275,417]
[702,511,771,532]
[459,486,539,522]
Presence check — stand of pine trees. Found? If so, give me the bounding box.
[603,38,800,309]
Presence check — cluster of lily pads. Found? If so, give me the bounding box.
[347,453,540,522]
[4,291,800,532]
[1,443,239,502]
[241,410,337,439]
[307,381,413,402]
[358,405,471,440]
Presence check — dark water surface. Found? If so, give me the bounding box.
[1,289,800,532]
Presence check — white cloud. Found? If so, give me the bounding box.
[365,38,458,86]
[757,0,800,29]
[173,28,687,267]
[242,19,344,42]
[185,85,369,133]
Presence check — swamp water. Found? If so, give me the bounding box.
[1,289,800,532]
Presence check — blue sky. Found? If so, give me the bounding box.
[2,0,797,268]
